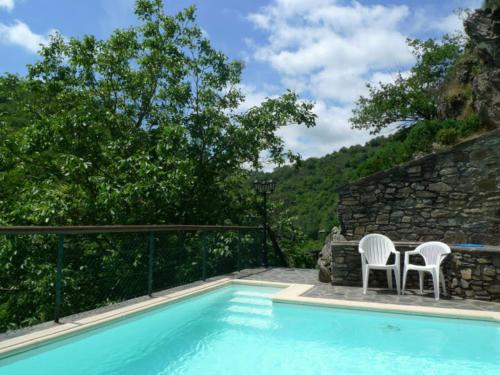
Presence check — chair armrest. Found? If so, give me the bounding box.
[394,250,400,266]
[404,250,419,266]
[405,249,420,255]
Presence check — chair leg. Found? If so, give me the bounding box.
[432,269,440,301]
[418,271,424,294]
[402,268,408,295]
[440,269,447,296]
[394,268,401,295]
[386,269,393,290]
[363,266,369,294]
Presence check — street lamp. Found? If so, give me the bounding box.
[253,179,275,268]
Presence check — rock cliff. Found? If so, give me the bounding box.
[465,4,500,127]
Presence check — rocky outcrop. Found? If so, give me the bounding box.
[317,226,345,282]
[472,69,500,128]
[465,4,500,67]
[465,5,500,128]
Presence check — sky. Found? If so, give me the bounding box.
[0,0,483,162]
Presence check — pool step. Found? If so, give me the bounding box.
[221,291,275,329]
[220,315,274,329]
[226,305,273,317]
[228,297,272,307]
[233,291,275,299]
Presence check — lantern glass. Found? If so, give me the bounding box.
[254,179,275,194]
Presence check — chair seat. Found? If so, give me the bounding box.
[367,264,398,270]
[405,264,436,271]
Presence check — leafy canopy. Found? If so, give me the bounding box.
[0,0,316,226]
[350,35,464,134]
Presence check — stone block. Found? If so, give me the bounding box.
[483,266,496,277]
[428,182,452,192]
[488,284,500,295]
[461,268,472,280]
[376,215,389,224]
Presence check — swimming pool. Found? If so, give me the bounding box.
[0,284,499,374]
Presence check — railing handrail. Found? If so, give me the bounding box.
[0,224,261,235]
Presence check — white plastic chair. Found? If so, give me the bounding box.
[359,234,401,295]
[402,241,451,300]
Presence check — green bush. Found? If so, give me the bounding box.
[355,142,410,177]
[436,128,459,145]
[457,114,481,136]
[354,115,483,178]
[405,120,443,153]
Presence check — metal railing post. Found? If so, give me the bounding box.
[262,195,269,268]
[54,234,64,323]
[202,232,207,281]
[236,230,241,272]
[148,232,155,296]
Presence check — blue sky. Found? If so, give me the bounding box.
[0,0,482,161]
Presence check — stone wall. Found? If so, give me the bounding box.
[329,129,500,301]
[331,244,500,301]
[337,129,500,245]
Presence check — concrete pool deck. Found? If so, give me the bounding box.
[1,267,499,359]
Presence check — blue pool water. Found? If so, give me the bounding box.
[0,284,499,374]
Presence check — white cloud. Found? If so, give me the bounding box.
[238,84,274,112]
[0,20,54,53]
[276,100,372,159]
[246,0,415,163]
[0,0,14,11]
[435,13,464,34]
[249,1,414,101]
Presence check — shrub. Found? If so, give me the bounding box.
[355,142,410,178]
[436,128,460,145]
[404,120,443,153]
[457,114,481,136]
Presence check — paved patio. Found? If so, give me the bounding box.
[237,267,500,312]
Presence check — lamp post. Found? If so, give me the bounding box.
[253,179,275,268]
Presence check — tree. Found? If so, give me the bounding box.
[350,35,464,134]
[0,0,315,226]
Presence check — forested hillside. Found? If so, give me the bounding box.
[270,137,388,239]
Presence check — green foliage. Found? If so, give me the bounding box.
[269,138,389,239]
[356,115,482,178]
[0,1,315,226]
[350,36,464,134]
[354,142,410,178]
[0,0,316,331]
[436,128,460,145]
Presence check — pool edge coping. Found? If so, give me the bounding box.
[236,279,500,323]
[1,278,499,359]
[0,278,233,359]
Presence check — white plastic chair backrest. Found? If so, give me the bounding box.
[415,241,451,266]
[359,234,395,265]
